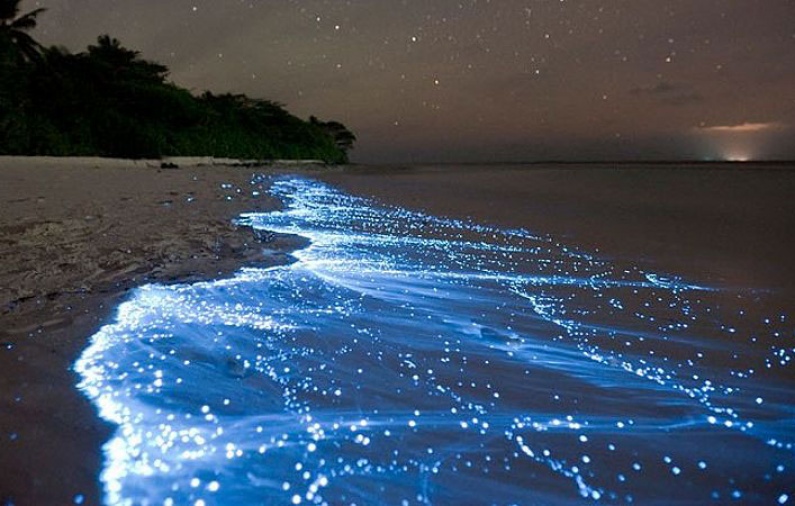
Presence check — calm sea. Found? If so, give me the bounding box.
[76,168,794,505]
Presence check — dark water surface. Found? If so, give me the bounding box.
[77,169,794,505]
[320,163,795,293]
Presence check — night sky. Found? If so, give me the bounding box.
[29,0,795,163]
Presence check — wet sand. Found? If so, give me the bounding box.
[1,159,794,504]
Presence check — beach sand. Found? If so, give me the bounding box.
[2,159,794,504]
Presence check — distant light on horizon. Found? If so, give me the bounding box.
[699,140,757,163]
[692,122,790,163]
[720,146,754,162]
[724,153,752,162]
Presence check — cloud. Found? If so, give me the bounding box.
[629,82,677,95]
[629,81,703,106]
[698,122,786,133]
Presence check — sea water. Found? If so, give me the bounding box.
[76,176,794,505]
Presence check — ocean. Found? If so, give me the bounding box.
[76,168,794,505]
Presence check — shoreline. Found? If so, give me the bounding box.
[0,158,322,505]
[2,158,793,504]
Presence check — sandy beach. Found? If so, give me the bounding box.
[2,158,794,504]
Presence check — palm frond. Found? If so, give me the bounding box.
[10,7,46,30]
[0,0,21,22]
[9,29,42,62]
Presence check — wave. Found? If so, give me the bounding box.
[76,176,794,505]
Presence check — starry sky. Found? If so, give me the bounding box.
[28,0,795,163]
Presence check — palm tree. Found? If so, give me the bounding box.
[0,0,46,63]
[310,116,357,153]
[87,35,168,82]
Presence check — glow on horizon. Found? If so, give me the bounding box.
[693,122,783,162]
[722,150,753,162]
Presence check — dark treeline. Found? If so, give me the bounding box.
[0,2,355,162]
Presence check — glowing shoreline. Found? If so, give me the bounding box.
[76,176,794,505]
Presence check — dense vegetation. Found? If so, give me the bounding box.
[0,2,355,162]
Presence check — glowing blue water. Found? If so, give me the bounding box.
[76,176,794,505]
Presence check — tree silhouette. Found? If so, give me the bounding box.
[1,7,355,162]
[0,0,45,63]
[310,116,357,154]
[87,35,168,83]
